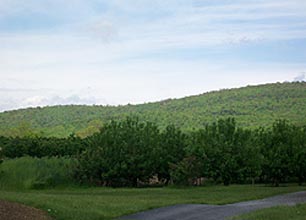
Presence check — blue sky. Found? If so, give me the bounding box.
[0,0,306,111]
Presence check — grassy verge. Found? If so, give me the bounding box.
[233,203,306,220]
[0,185,305,220]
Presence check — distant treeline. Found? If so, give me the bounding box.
[0,117,306,187]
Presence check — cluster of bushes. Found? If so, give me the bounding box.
[0,135,85,158]
[73,119,187,187]
[1,117,306,187]
[74,118,306,187]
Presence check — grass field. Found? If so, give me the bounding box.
[0,185,305,220]
[234,203,306,220]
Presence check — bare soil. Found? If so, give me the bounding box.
[0,200,52,220]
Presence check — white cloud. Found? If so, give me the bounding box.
[293,73,306,82]
[0,0,99,19]
[0,0,306,111]
[87,20,118,42]
[0,58,303,111]
[22,95,97,106]
[0,87,102,111]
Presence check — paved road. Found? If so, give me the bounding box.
[120,191,306,220]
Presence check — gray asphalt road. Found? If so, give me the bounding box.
[120,191,306,220]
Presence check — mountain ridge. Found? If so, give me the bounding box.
[0,82,305,137]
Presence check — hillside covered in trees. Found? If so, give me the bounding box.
[0,82,305,137]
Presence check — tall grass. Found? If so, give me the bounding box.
[0,156,75,190]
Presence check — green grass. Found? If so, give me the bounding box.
[0,185,305,220]
[0,157,75,190]
[233,203,306,220]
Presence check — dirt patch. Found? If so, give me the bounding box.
[0,200,52,220]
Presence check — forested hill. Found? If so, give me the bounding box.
[0,82,305,137]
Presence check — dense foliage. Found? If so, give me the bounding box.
[258,121,306,186]
[185,118,262,186]
[1,117,305,187]
[74,118,306,186]
[0,135,85,158]
[0,82,306,137]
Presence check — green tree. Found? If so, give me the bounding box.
[190,118,262,185]
[75,117,160,187]
[170,156,202,186]
[156,125,187,184]
[292,126,306,185]
[260,120,296,186]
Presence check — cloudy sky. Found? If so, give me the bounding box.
[1,0,306,112]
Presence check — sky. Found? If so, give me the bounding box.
[1,0,306,112]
